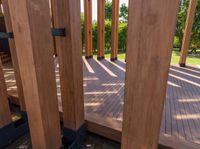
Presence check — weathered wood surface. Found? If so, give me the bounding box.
[51,0,84,129]
[0,59,11,127]
[2,0,26,111]
[84,0,93,58]
[4,58,200,148]
[110,0,119,61]
[179,0,197,67]
[7,0,62,148]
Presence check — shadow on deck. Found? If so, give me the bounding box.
[3,58,200,149]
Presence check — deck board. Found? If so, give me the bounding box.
[3,58,200,147]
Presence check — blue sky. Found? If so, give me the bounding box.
[81,0,128,20]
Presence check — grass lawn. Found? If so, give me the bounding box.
[91,49,200,66]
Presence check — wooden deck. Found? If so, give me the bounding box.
[3,57,200,148]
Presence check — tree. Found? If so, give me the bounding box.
[119,4,128,22]
[81,12,85,48]
[118,22,127,51]
[105,0,112,20]
[175,0,188,50]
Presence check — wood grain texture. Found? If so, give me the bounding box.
[51,0,84,129]
[84,0,93,58]
[97,0,105,58]
[7,0,62,148]
[0,59,11,128]
[2,0,26,111]
[111,0,119,60]
[179,0,197,66]
[122,1,180,149]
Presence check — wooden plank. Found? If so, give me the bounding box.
[0,0,2,15]
[110,0,119,61]
[49,0,57,56]
[84,0,93,58]
[51,0,84,129]
[179,0,197,67]
[2,0,26,111]
[97,0,105,59]
[0,59,11,127]
[7,0,62,148]
[121,1,180,149]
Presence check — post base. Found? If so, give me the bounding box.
[85,55,93,59]
[62,124,86,149]
[179,63,186,67]
[110,57,117,61]
[0,111,29,148]
[97,56,105,60]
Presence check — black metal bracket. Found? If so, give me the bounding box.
[0,111,29,148]
[61,124,86,149]
[0,28,66,39]
[0,32,14,39]
[51,28,66,37]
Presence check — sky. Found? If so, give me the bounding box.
[80,0,128,20]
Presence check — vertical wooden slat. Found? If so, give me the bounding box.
[49,0,57,56]
[0,0,2,15]
[8,0,62,148]
[51,0,84,129]
[2,0,26,111]
[122,0,180,149]
[179,0,197,67]
[84,0,93,59]
[0,60,11,128]
[110,0,119,61]
[97,0,105,60]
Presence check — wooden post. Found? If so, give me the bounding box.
[110,0,119,61]
[2,0,26,111]
[122,0,180,149]
[51,0,84,130]
[97,0,105,60]
[84,0,93,59]
[179,0,197,67]
[0,0,2,15]
[0,60,11,128]
[8,0,62,148]
[49,0,58,56]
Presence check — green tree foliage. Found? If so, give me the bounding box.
[175,0,188,49]
[175,0,200,51]
[81,13,85,48]
[105,0,112,20]
[92,21,98,52]
[118,22,127,51]
[190,0,200,47]
[119,4,128,22]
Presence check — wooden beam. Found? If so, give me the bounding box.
[122,1,180,149]
[84,0,93,59]
[97,0,105,60]
[51,0,84,130]
[7,0,62,148]
[110,0,119,61]
[179,0,197,67]
[2,0,26,111]
[0,60,11,128]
